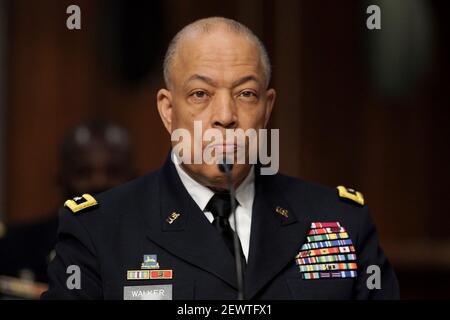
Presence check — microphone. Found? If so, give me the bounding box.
[218,163,233,174]
[218,161,245,300]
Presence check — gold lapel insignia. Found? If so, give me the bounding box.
[337,186,364,205]
[275,206,289,218]
[64,194,98,213]
[166,212,181,224]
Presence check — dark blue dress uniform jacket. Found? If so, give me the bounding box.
[42,157,399,299]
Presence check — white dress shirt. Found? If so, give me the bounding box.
[172,153,254,262]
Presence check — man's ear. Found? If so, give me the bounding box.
[263,88,276,128]
[157,89,173,134]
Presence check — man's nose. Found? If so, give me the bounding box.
[211,92,237,129]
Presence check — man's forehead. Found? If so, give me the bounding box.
[179,32,259,61]
[173,33,264,86]
[182,73,262,90]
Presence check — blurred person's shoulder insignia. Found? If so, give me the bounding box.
[64,193,98,213]
[336,186,364,206]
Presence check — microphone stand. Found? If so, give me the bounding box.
[219,162,245,300]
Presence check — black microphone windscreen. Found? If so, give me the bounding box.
[218,163,233,173]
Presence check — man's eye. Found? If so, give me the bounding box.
[239,91,257,99]
[191,91,208,99]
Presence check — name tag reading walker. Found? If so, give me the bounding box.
[123,284,173,300]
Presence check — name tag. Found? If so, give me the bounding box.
[123,284,173,300]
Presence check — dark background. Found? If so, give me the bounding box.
[1,0,449,298]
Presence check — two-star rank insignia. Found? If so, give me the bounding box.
[64,194,98,213]
[336,186,364,206]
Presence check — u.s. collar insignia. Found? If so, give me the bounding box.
[275,206,289,218]
[141,255,160,269]
[166,212,181,224]
[337,186,364,206]
[64,194,98,213]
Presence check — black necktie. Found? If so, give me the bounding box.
[206,193,246,267]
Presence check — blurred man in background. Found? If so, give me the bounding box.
[0,120,135,298]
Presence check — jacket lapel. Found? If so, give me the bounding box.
[141,156,313,298]
[143,156,238,289]
[245,170,312,299]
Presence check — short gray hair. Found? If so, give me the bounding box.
[163,17,272,89]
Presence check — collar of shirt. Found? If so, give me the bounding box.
[171,152,255,261]
[171,152,255,217]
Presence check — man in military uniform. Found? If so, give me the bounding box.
[42,17,399,300]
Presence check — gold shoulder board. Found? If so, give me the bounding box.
[64,194,98,213]
[336,186,364,205]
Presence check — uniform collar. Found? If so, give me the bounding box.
[171,151,255,214]
[142,152,312,297]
